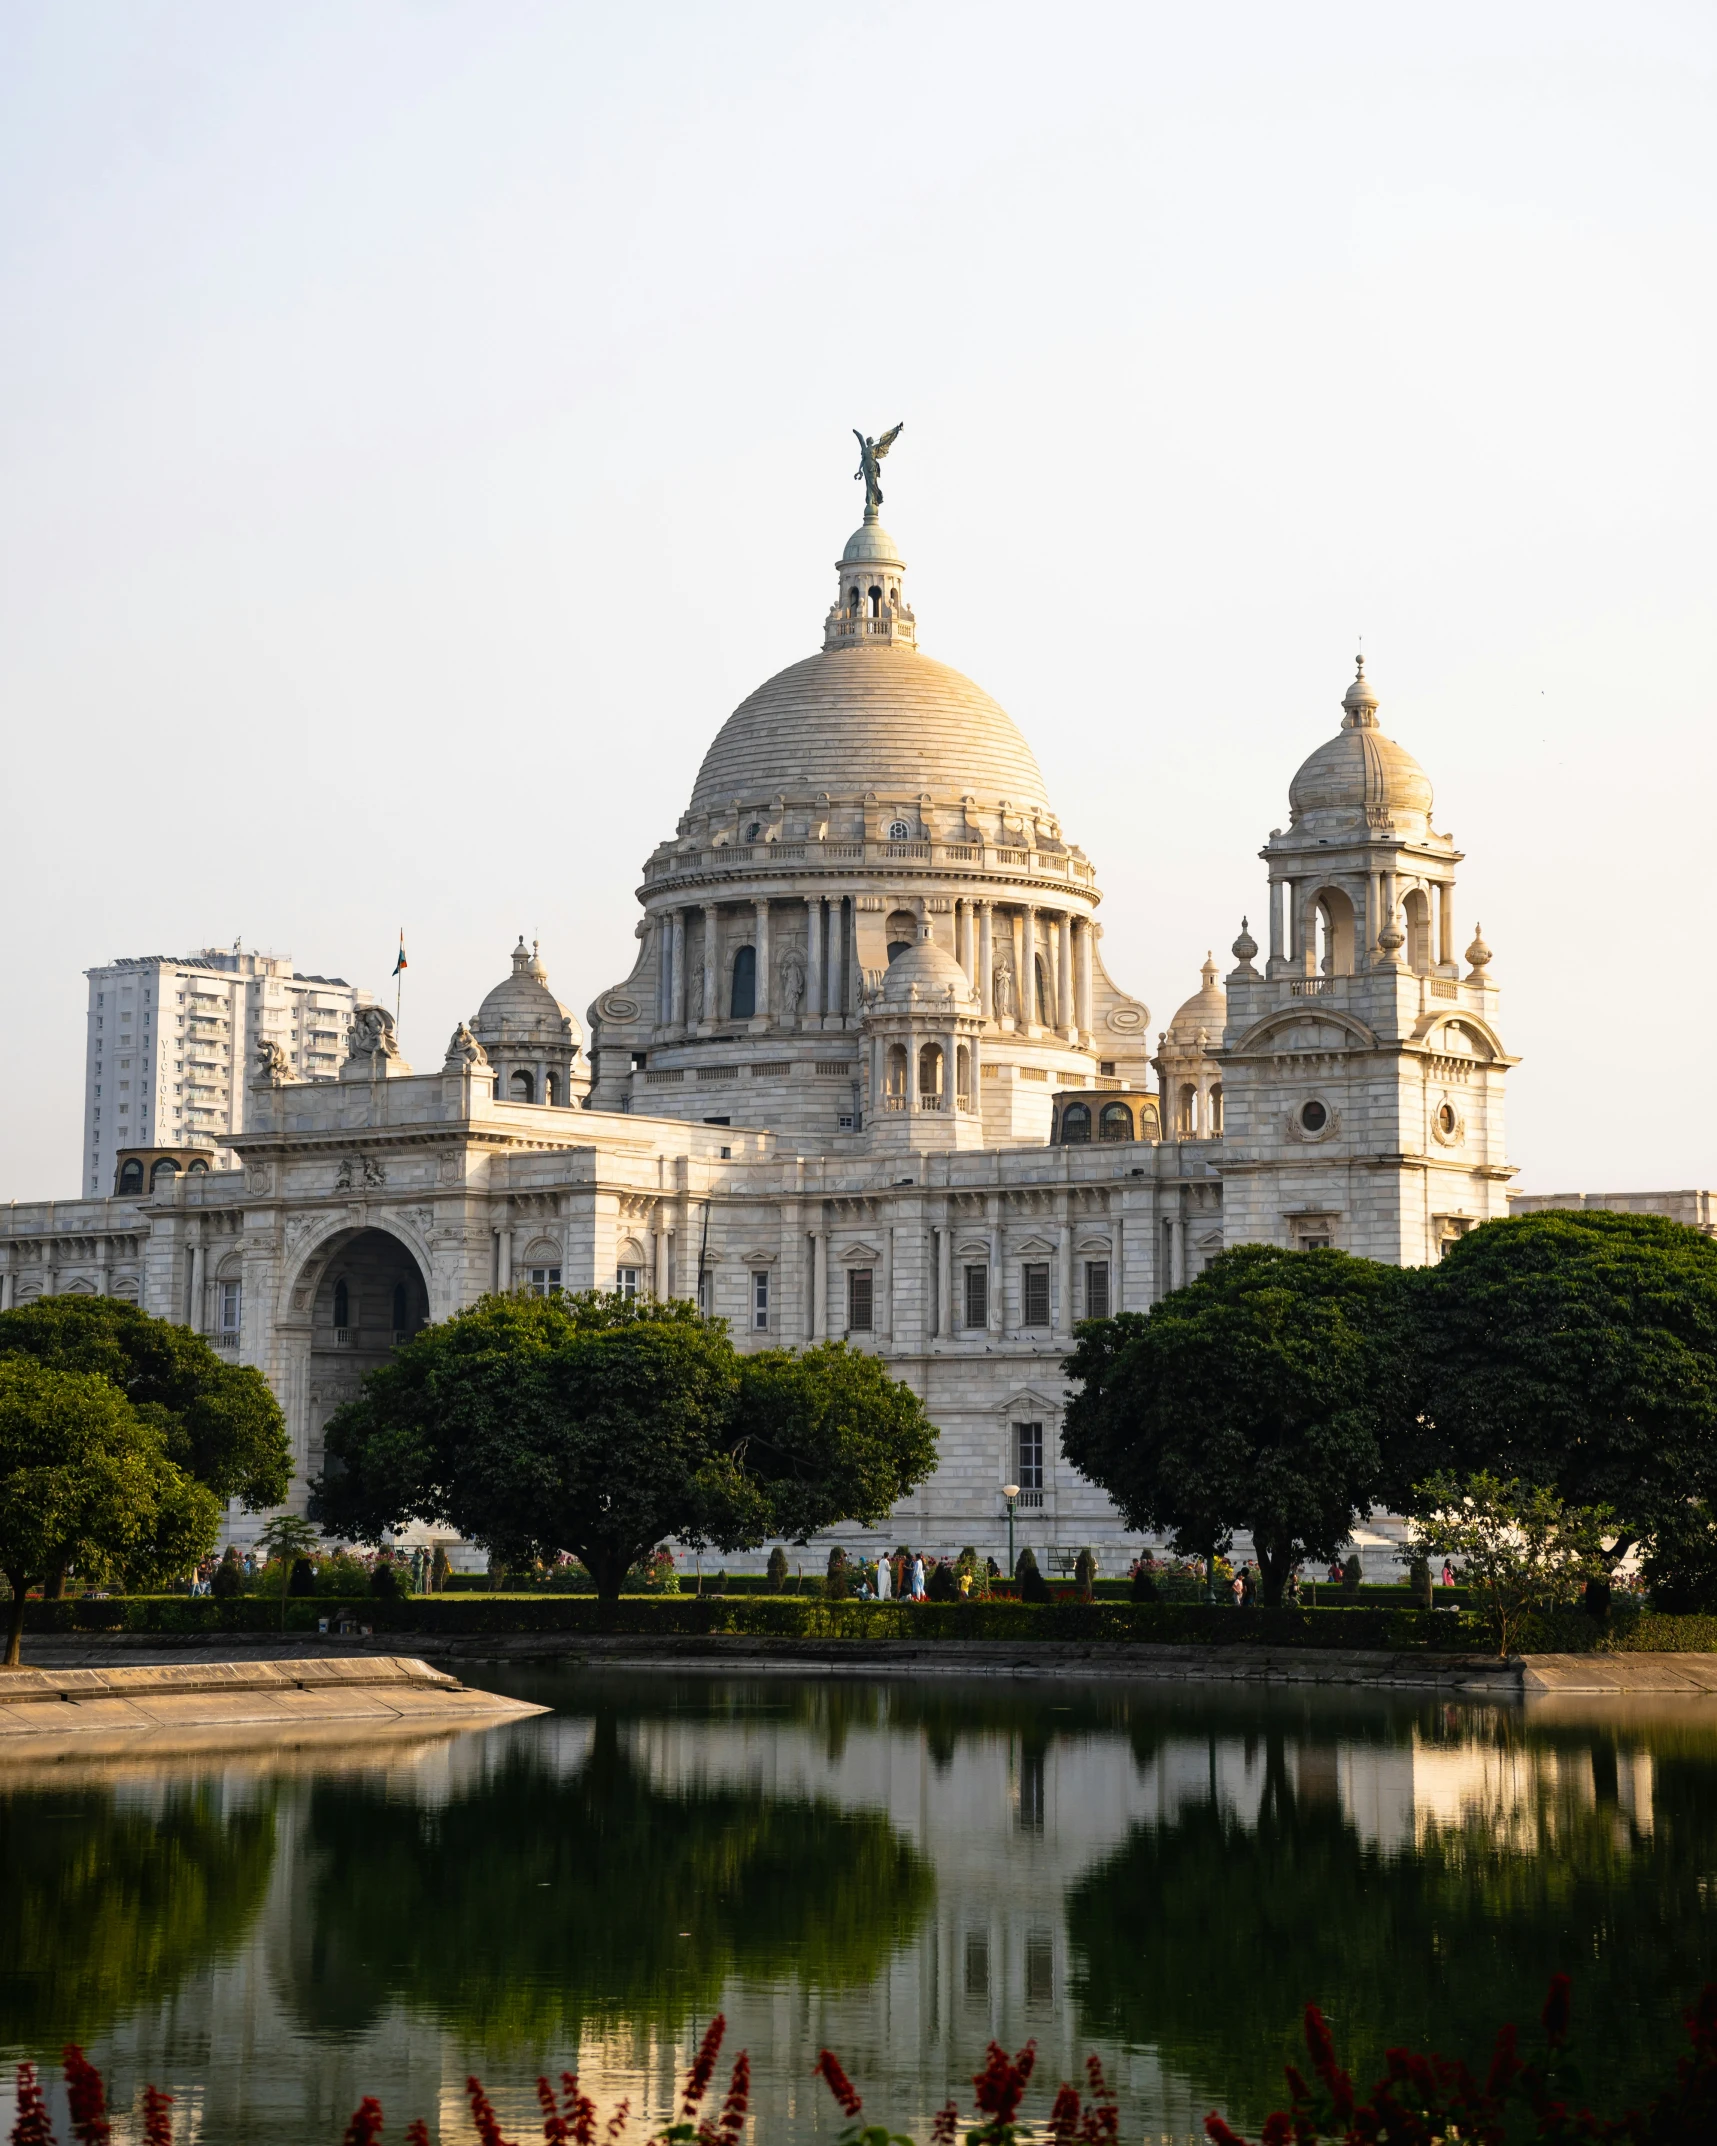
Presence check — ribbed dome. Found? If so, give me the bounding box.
[841,519,903,565]
[1166,955,1226,1046]
[688,644,1049,815]
[474,939,581,1046]
[881,927,979,1010]
[1287,662,1433,833]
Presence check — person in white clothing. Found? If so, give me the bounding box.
[911,1554,926,1600]
[875,1555,892,1601]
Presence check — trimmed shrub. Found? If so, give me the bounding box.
[369,1558,407,1600]
[1407,1554,1432,1609]
[1131,1561,1159,1604]
[1342,1553,1363,1596]
[287,1557,317,1598]
[766,1545,790,1593]
[210,1547,244,1600]
[1074,1547,1097,1602]
[825,1545,850,1600]
[1016,1547,1053,1604]
[926,1559,959,1603]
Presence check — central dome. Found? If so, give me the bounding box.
[688,643,1049,816]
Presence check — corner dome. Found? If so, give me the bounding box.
[880,927,979,1010]
[1288,660,1433,834]
[1167,955,1226,1046]
[474,938,581,1047]
[688,646,1049,815]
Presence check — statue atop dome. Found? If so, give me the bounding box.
[853,422,903,511]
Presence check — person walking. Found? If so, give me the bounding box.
[1441,1561,1456,1590]
[1231,1570,1245,1608]
[875,1552,892,1602]
[910,1552,926,1601]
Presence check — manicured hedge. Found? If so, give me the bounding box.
[23,1594,1713,1650]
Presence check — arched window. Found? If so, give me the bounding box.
[149,1157,178,1189]
[543,1073,558,1106]
[1034,954,1050,1025]
[1209,1083,1224,1134]
[118,1159,144,1193]
[848,584,860,611]
[1311,884,1357,975]
[868,584,882,617]
[392,1282,408,1334]
[730,944,757,1019]
[1178,1083,1197,1136]
[1098,1102,1133,1142]
[333,1278,350,1331]
[885,1043,908,1104]
[1062,1102,1092,1144]
[886,906,916,961]
[187,1159,208,1175]
[1404,887,1432,972]
[956,1043,971,1108]
[511,1069,535,1102]
[918,1042,943,1105]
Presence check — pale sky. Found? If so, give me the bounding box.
[2,2,1713,1202]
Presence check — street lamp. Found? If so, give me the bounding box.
[1002,1483,1020,1584]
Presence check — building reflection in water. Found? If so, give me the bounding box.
[0,1677,1708,2146]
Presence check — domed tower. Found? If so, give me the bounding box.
[470,939,589,1108]
[1215,659,1516,1262]
[863,921,987,1153]
[1154,955,1226,1138]
[586,457,1153,1148]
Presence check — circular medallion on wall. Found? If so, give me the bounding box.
[1431,1098,1466,1147]
[599,994,642,1023]
[1105,1003,1148,1034]
[1286,1097,1339,1142]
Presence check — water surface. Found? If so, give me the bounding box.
[2,1669,1712,2143]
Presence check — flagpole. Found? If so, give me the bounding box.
[394,928,405,1031]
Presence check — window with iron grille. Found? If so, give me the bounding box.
[752,1268,770,1330]
[1084,1259,1110,1320]
[963,1263,987,1329]
[1021,1263,1050,1327]
[847,1267,873,1332]
[1014,1419,1044,1492]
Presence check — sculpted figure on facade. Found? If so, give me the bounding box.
[255,1041,292,1086]
[443,1021,489,1070]
[992,962,1015,1020]
[777,948,806,1016]
[852,421,903,510]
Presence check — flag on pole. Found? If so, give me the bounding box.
[392,932,408,978]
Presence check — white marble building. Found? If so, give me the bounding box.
[0,469,1648,1567]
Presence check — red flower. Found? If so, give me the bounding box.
[406,2125,431,2146]
[538,2076,571,2145]
[813,2051,862,2119]
[1541,1973,1572,2049]
[12,2064,56,2146]
[1301,2008,1351,2120]
[141,2086,174,2146]
[930,2101,960,2144]
[1202,2118,1247,2146]
[62,2047,112,2146]
[716,2052,750,2144]
[1045,2083,1082,2144]
[1485,2020,1520,2097]
[468,2075,518,2146]
[681,2019,727,2117]
[342,2097,386,2146]
[559,2073,598,2146]
[604,2099,630,2139]
[972,2041,1036,2127]
[1259,2117,1293,2146]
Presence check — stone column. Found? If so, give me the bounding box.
[1075,919,1093,1037]
[671,909,688,1026]
[1438,881,1455,969]
[978,902,994,1020]
[0,1262,10,1312]
[879,1223,893,1343]
[937,1213,953,1338]
[1020,905,1038,1028]
[1054,1197,1073,1341]
[495,1226,513,1293]
[754,898,771,1018]
[1380,870,1398,958]
[811,1228,828,1340]
[653,1214,670,1299]
[189,1237,206,1330]
[986,1197,1004,1336]
[806,898,824,1025]
[1057,914,1073,1038]
[827,899,845,1021]
[1270,878,1285,970]
[701,903,719,1026]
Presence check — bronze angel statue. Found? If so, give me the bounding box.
[853,422,904,510]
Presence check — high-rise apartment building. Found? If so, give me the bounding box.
[82,947,368,1195]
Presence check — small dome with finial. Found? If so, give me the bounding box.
[1287,654,1433,836]
[1342,653,1380,726]
[1465,924,1492,980]
[1231,916,1260,976]
[1166,954,1227,1047]
[474,937,580,1049]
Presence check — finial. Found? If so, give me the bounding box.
[1464,924,1492,982]
[1231,917,1260,977]
[1342,651,1380,727]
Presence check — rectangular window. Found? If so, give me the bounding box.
[528,1266,562,1298]
[218,1281,241,1334]
[752,1268,770,1330]
[963,1263,988,1329]
[847,1267,873,1332]
[616,1266,641,1300]
[1022,1262,1051,1328]
[1014,1419,1045,1492]
[1084,1259,1111,1320]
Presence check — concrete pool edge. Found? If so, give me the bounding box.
[16,1631,1717,1694]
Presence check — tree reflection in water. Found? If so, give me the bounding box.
[0,1785,275,2048]
[288,1704,933,2045]
[1067,1705,1717,2131]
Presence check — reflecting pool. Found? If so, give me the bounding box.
[2,1671,1713,2144]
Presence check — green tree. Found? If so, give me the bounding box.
[1407,1471,1616,1655]
[0,1359,220,1665]
[1062,1245,1406,1605]
[0,1296,290,1513]
[1400,1212,1717,1599]
[254,1513,324,1630]
[310,1291,937,1601]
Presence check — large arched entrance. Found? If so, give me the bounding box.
[301,1227,430,1496]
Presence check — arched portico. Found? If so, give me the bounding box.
[282,1224,432,1506]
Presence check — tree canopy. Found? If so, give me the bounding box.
[0,1295,290,1510]
[1399,1211,1717,1558]
[0,1358,221,1663]
[1061,1244,1407,1604]
[310,1290,937,1599]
